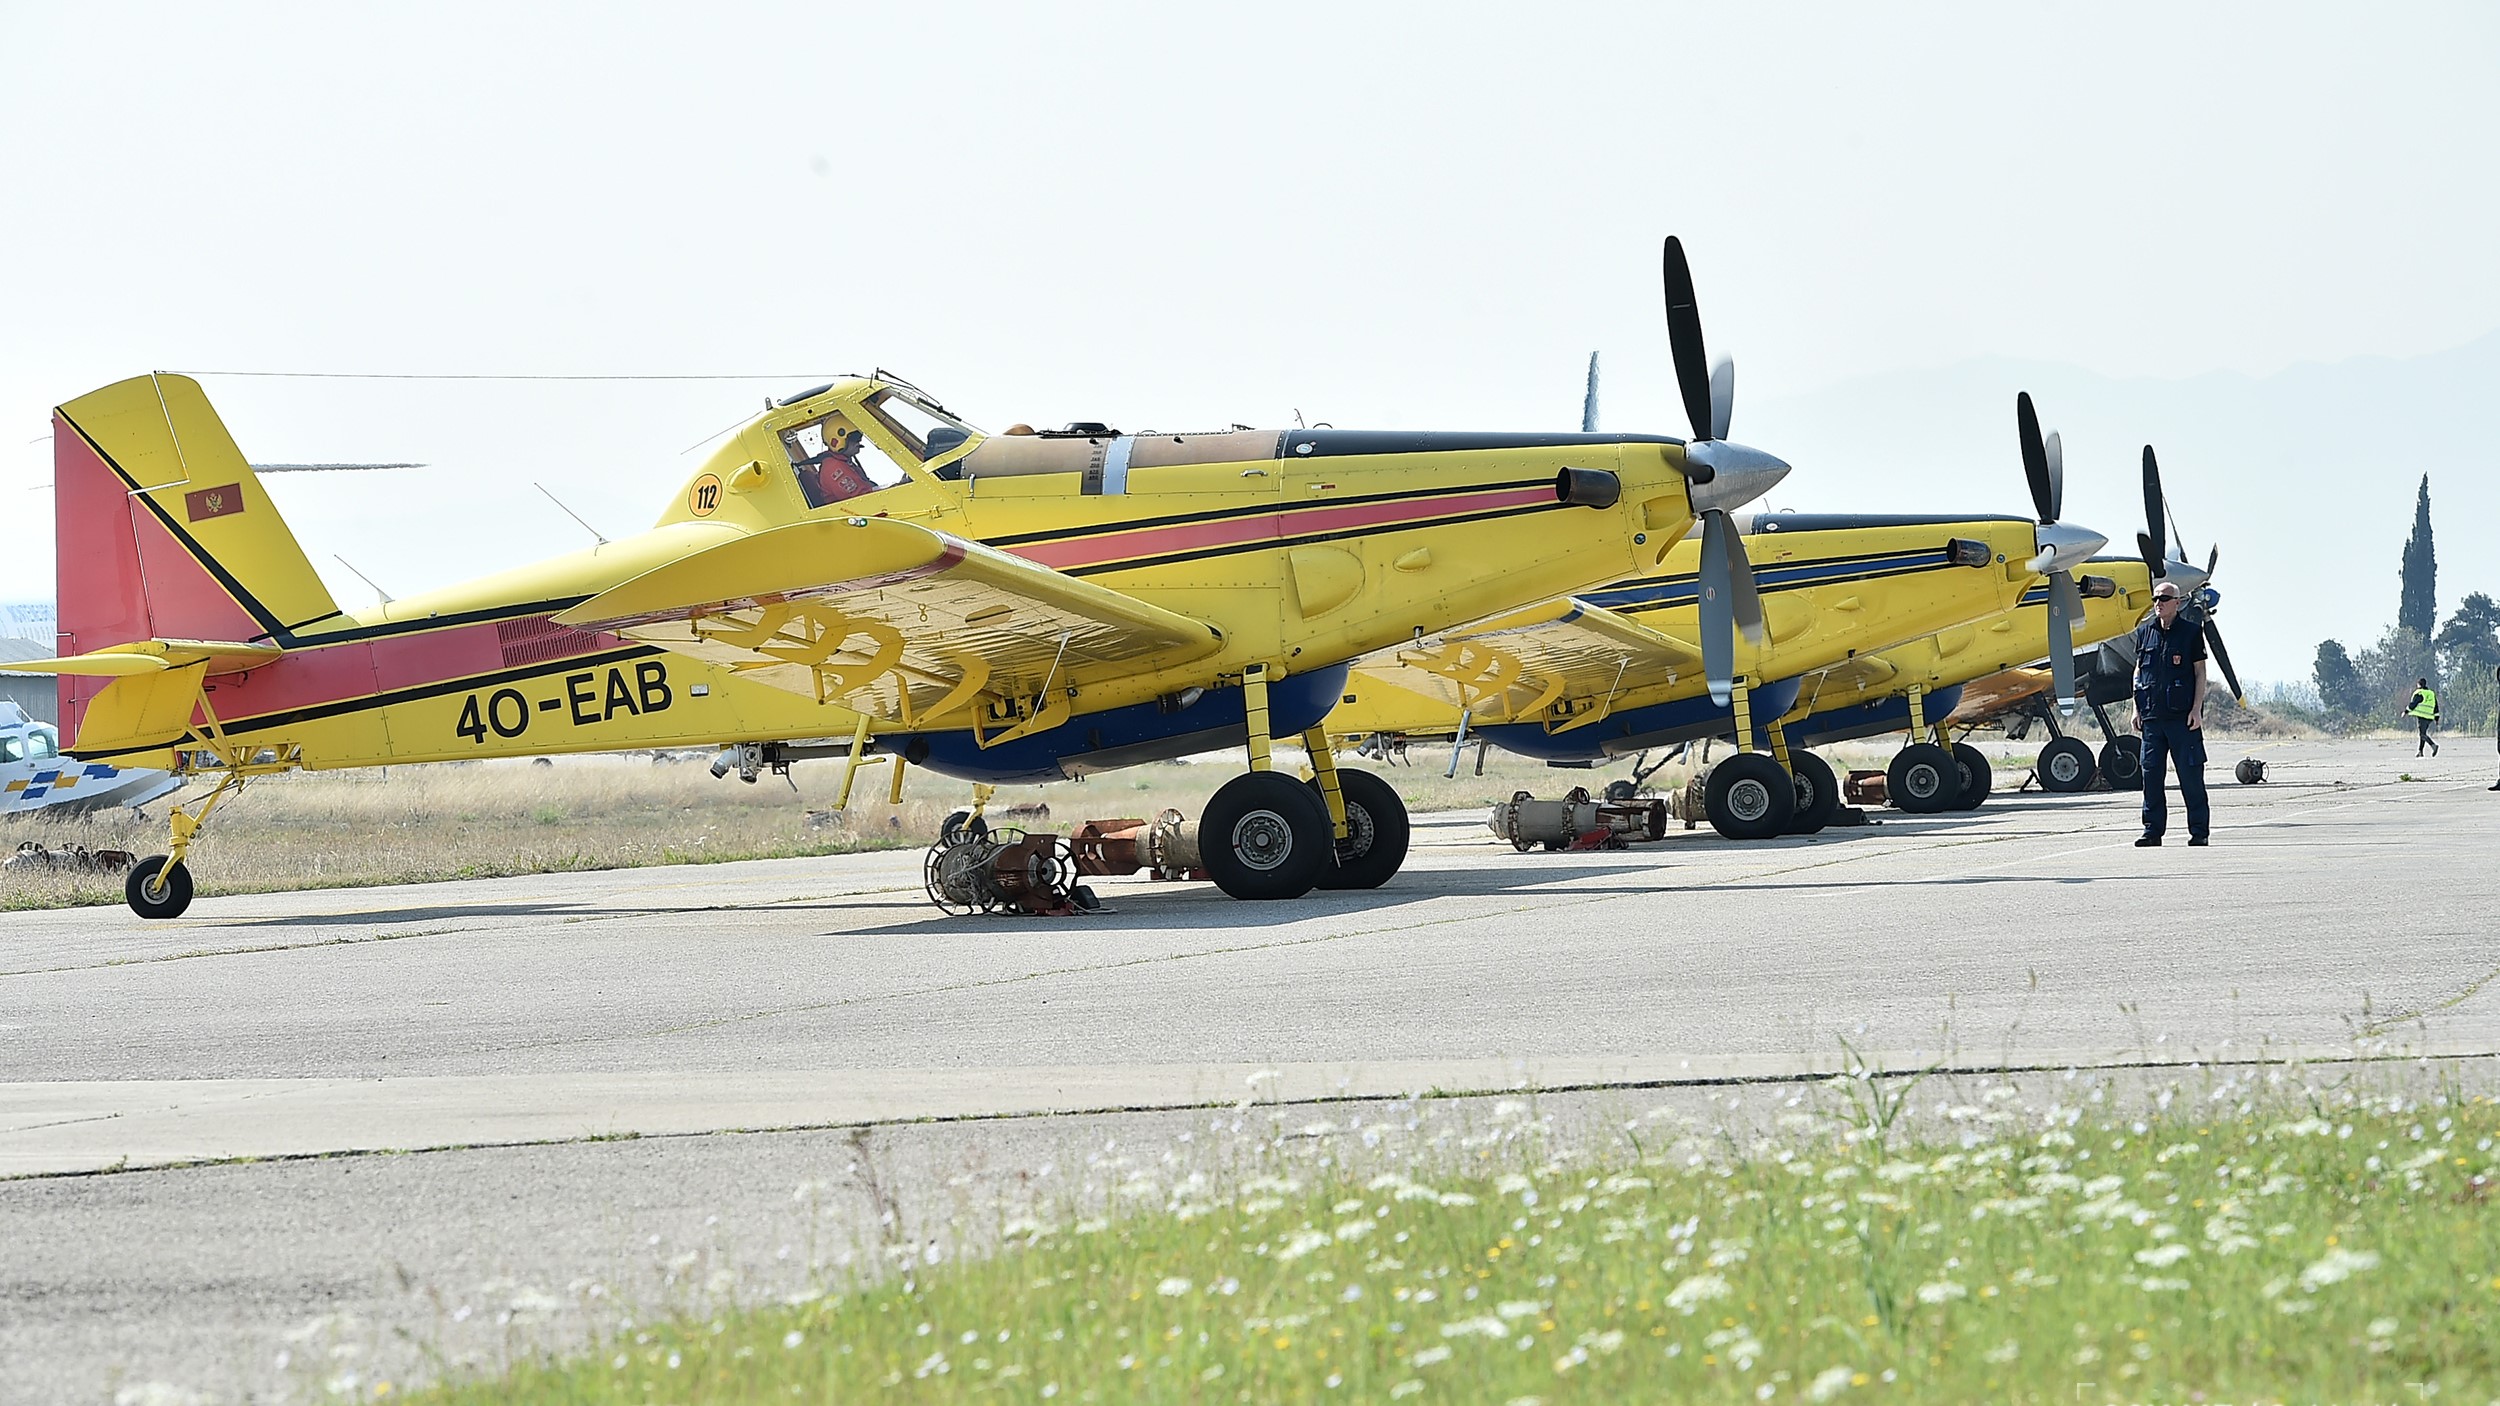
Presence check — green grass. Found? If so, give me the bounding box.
[412,1080,2500,1404]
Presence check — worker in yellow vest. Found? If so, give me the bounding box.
[2407,677,2439,757]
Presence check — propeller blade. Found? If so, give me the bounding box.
[1581,351,1601,434]
[2206,543,2219,576]
[1699,509,1735,705]
[2048,571,2081,716]
[2204,621,2245,703]
[2137,531,2166,578]
[2044,430,2065,524]
[1662,237,1715,441]
[1725,512,1765,645]
[2017,392,2052,523]
[2141,446,2167,567]
[1708,356,1734,442]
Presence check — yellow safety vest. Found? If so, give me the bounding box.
[2409,688,2438,719]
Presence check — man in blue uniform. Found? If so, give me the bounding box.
[2134,580,2210,846]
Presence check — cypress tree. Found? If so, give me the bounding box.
[2399,474,2437,644]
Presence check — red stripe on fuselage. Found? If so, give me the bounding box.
[1009,486,1552,572]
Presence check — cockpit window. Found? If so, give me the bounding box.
[0,733,22,763]
[779,413,910,509]
[29,726,58,759]
[863,390,981,466]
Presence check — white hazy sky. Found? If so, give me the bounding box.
[5,3,2497,679]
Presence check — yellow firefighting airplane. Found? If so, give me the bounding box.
[1805,445,2241,803]
[1326,393,2108,838]
[22,240,1794,919]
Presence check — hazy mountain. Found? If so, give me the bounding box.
[1748,331,2500,687]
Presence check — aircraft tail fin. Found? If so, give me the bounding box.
[52,373,341,742]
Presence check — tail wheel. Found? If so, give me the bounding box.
[1949,742,1993,811]
[1310,769,1411,890]
[2098,737,2143,788]
[2037,736,2096,793]
[1705,753,1795,840]
[126,855,194,920]
[938,810,990,845]
[1785,751,1839,835]
[1887,743,1959,814]
[1200,771,1332,900]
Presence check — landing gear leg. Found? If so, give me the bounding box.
[1307,728,1410,890]
[940,783,997,845]
[1705,677,1795,840]
[1201,664,1332,900]
[2089,698,2141,789]
[128,771,250,920]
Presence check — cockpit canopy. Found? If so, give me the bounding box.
[779,386,982,508]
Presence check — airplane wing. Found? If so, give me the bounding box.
[552,517,1222,731]
[1355,597,1703,725]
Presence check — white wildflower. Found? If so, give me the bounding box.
[2134,1244,2191,1268]
[1495,1300,1546,1321]
[1914,1280,1968,1305]
[1982,1340,2019,1364]
[2297,1247,2379,1291]
[1808,1365,1856,1400]
[1440,1315,1510,1339]
[113,1387,209,1406]
[1274,1230,1333,1261]
[1411,1345,1454,1366]
[1156,1277,1192,1297]
[1665,1273,1730,1312]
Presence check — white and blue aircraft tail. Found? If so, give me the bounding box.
[2,702,182,817]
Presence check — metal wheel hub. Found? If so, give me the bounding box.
[1231,808,1297,872]
[1726,778,1773,824]
[1905,765,1945,800]
[2048,753,2083,784]
[1337,803,1376,859]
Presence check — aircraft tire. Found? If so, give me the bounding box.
[1705,753,1795,840]
[1784,751,1839,835]
[126,855,193,920]
[1949,743,1994,811]
[2098,737,2143,789]
[938,810,989,845]
[1311,769,1411,890]
[2037,737,2096,793]
[1201,771,1333,900]
[1887,743,1960,814]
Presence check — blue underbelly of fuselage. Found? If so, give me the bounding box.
[1473,673,1806,761]
[896,663,1352,785]
[1789,684,1967,749]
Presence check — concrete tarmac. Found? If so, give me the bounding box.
[3,737,2496,1401]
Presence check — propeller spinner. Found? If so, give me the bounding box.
[1661,236,1792,705]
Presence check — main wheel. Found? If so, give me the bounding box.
[1705,753,1795,840]
[2098,737,2143,789]
[1310,769,1411,890]
[2037,736,2095,793]
[126,855,194,920]
[1200,771,1333,900]
[1887,743,1959,814]
[1949,742,1994,811]
[1785,751,1840,835]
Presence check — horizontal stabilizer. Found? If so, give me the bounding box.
[10,640,285,677]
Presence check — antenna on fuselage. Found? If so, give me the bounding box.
[1582,351,1601,433]
[534,482,611,546]
[333,555,395,606]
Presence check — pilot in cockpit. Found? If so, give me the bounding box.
[788,419,876,509]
